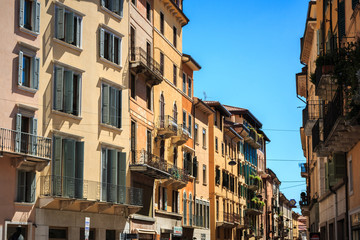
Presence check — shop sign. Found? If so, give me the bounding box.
[173,226,182,236]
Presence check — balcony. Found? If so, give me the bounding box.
[302,100,323,136]
[315,64,337,101]
[318,90,360,155]
[39,175,143,215]
[130,150,171,179]
[299,192,310,216]
[244,128,261,149]
[157,115,178,138]
[246,202,263,215]
[0,127,51,170]
[162,163,189,190]
[248,177,261,191]
[171,124,190,145]
[300,163,308,178]
[312,119,321,153]
[216,211,235,228]
[130,47,163,86]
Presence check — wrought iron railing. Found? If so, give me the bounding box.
[0,127,51,159]
[157,115,178,132]
[130,149,189,183]
[303,100,324,127]
[299,192,309,206]
[130,47,162,78]
[323,90,343,141]
[40,175,143,206]
[178,124,190,137]
[312,119,321,151]
[223,211,234,223]
[315,64,334,89]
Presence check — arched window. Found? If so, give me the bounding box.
[183,191,187,225]
[173,103,178,123]
[160,93,165,127]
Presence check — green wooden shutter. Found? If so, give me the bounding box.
[75,141,84,199]
[56,7,65,39]
[17,171,26,202]
[27,171,36,202]
[32,57,40,90]
[54,66,64,111]
[75,75,81,116]
[334,153,346,180]
[53,136,62,195]
[101,149,108,201]
[119,0,124,17]
[18,51,23,86]
[31,118,38,155]
[110,87,116,126]
[64,70,74,114]
[15,113,22,153]
[115,89,120,128]
[110,34,115,62]
[65,12,74,44]
[34,1,40,33]
[102,84,110,124]
[117,38,122,65]
[118,89,122,128]
[63,139,76,198]
[118,152,126,203]
[113,0,120,15]
[100,28,105,58]
[19,0,25,27]
[108,149,117,202]
[76,17,81,47]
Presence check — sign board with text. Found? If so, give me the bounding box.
[85,217,90,240]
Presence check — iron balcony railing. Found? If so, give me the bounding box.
[40,175,143,206]
[179,124,191,137]
[312,119,321,151]
[302,100,324,128]
[299,192,309,206]
[315,64,334,89]
[323,90,343,141]
[130,47,162,78]
[223,211,234,223]
[157,115,178,133]
[0,127,51,159]
[130,149,190,183]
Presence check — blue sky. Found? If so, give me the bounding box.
[182,0,308,210]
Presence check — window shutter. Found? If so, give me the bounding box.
[334,153,346,180]
[110,87,117,126]
[54,66,64,111]
[117,38,122,65]
[119,0,124,17]
[33,57,40,90]
[17,171,26,202]
[100,28,105,58]
[118,89,122,128]
[101,149,108,201]
[75,75,81,116]
[65,12,74,44]
[63,139,76,198]
[15,113,22,153]
[53,136,62,195]
[192,157,198,178]
[56,7,65,39]
[64,70,74,114]
[31,118,38,155]
[113,0,120,15]
[27,171,36,202]
[101,0,105,7]
[19,0,25,27]
[111,34,115,62]
[34,1,40,33]
[18,51,24,86]
[118,152,127,203]
[75,141,84,199]
[102,84,110,124]
[108,149,118,202]
[328,159,335,187]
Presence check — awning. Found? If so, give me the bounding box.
[135,229,157,235]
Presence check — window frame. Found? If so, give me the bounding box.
[173,26,177,48]
[146,1,151,21]
[19,0,40,34]
[188,77,192,97]
[99,27,123,66]
[202,164,207,185]
[18,50,39,91]
[202,128,206,149]
[101,0,124,17]
[182,72,187,93]
[160,12,164,35]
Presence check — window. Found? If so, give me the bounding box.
[215,137,218,152]
[7,224,28,240]
[160,52,164,76]
[173,64,177,86]
[130,121,136,162]
[172,190,179,213]
[146,2,151,21]
[221,142,224,155]
[19,0,40,33]
[203,165,207,185]
[17,170,36,203]
[55,6,82,47]
[173,26,177,47]
[349,156,353,194]
[53,65,82,116]
[189,193,193,225]
[173,103,178,123]
[202,128,206,148]
[215,167,220,185]
[131,0,136,5]
[173,147,178,166]
[214,112,217,126]
[188,115,192,137]
[14,113,39,155]
[18,51,39,90]
[52,136,84,198]
[130,73,136,98]
[216,198,219,220]
[147,130,152,154]
[146,85,152,110]
[106,230,116,240]
[219,114,223,130]
[130,27,135,60]
[49,228,67,239]
[194,124,198,144]
[101,83,122,128]
[101,0,124,16]
[101,148,126,202]
[162,187,167,210]
[183,191,187,225]
[160,12,164,34]
[100,28,122,65]
[183,111,186,128]
[188,77,192,97]
[182,73,186,93]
